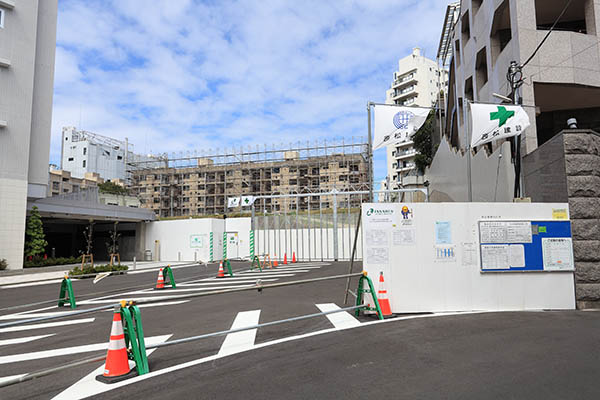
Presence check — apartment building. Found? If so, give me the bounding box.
[384,47,448,187]
[129,152,369,217]
[428,0,600,202]
[0,0,58,269]
[48,168,104,197]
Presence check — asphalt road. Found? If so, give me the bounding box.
[1,261,599,399]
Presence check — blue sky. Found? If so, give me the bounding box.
[51,0,448,183]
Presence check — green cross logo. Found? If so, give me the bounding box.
[490,106,515,127]
[244,198,250,204]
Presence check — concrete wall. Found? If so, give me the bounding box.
[427,138,514,202]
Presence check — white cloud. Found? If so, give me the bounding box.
[51,0,448,179]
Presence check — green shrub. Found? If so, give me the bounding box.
[0,259,7,270]
[69,264,128,277]
[24,256,82,268]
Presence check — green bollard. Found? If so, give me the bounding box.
[355,272,383,320]
[163,265,176,289]
[120,302,149,375]
[251,255,262,272]
[58,276,76,309]
[225,259,234,277]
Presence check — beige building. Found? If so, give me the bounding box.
[129,152,369,217]
[428,0,600,202]
[384,47,448,188]
[0,0,58,269]
[48,169,104,197]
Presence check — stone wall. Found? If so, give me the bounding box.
[563,131,600,308]
[523,129,600,308]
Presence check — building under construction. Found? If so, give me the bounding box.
[127,138,370,217]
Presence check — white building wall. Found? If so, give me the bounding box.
[0,0,57,270]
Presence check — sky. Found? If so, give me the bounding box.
[51,0,448,183]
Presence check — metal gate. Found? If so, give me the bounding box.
[250,189,427,262]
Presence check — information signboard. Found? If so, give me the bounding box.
[479,220,573,272]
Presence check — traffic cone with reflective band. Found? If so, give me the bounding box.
[378,271,392,317]
[273,254,278,267]
[292,252,296,263]
[216,261,225,278]
[96,307,137,383]
[154,268,165,290]
[283,253,288,265]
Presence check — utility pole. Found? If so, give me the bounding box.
[508,61,523,199]
[367,102,373,203]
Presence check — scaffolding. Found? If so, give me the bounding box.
[127,137,370,218]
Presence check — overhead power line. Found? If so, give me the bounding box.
[522,0,575,67]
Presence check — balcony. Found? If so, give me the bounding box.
[395,149,417,160]
[392,71,418,88]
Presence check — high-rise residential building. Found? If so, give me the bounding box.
[0,0,58,269]
[384,47,448,188]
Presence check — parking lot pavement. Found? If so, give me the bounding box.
[1,261,598,400]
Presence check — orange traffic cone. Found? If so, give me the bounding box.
[283,253,288,265]
[154,268,165,290]
[216,261,225,278]
[378,271,392,317]
[96,307,136,383]
[292,252,296,263]
[273,254,278,267]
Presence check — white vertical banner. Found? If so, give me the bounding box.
[372,104,431,150]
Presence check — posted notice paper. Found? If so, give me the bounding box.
[392,228,416,246]
[366,229,389,247]
[367,247,389,265]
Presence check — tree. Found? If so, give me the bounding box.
[25,206,47,258]
[411,111,438,174]
[98,181,128,196]
[106,222,120,255]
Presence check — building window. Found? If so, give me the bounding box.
[52,182,59,190]
[535,0,587,34]
[82,160,86,168]
[83,147,87,155]
[472,0,483,15]
[68,157,74,161]
[0,8,4,29]
[491,0,512,65]
[475,47,488,91]
[461,10,470,43]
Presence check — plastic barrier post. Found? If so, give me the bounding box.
[58,277,77,309]
[355,272,383,320]
[164,266,176,289]
[251,255,262,272]
[121,303,149,375]
[225,259,234,277]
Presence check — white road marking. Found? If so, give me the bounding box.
[207,273,296,279]
[52,338,169,400]
[0,318,95,333]
[178,279,278,286]
[0,311,77,320]
[0,279,64,289]
[95,301,190,309]
[218,310,261,357]
[239,269,310,274]
[316,303,361,329]
[0,334,171,365]
[0,334,55,346]
[115,285,255,296]
[53,311,484,398]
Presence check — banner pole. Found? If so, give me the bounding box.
[467,102,473,202]
[367,102,373,202]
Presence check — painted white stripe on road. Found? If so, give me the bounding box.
[178,279,278,286]
[316,303,361,329]
[206,273,295,279]
[0,334,55,346]
[112,285,255,295]
[239,269,310,274]
[0,318,95,333]
[0,311,77,320]
[52,339,169,400]
[52,311,485,399]
[0,279,65,289]
[218,310,261,357]
[0,334,171,365]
